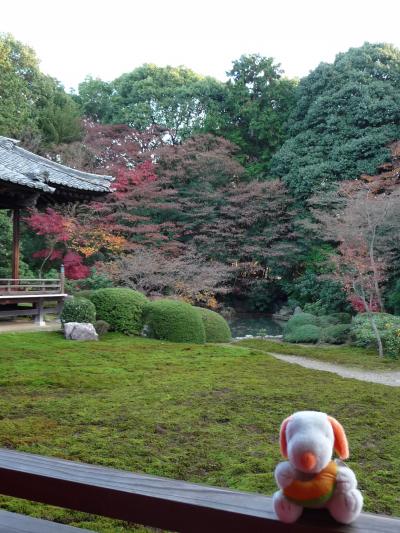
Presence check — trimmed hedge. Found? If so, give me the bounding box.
[89,288,148,335]
[61,297,96,325]
[144,300,206,343]
[320,324,351,344]
[196,307,231,343]
[284,324,321,344]
[284,313,318,334]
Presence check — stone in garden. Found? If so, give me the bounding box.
[64,322,98,341]
[293,306,303,315]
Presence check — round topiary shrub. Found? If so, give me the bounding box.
[320,324,351,344]
[196,307,231,343]
[284,313,318,334]
[89,288,148,335]
[61,297,96,325]
[284,324,321,344]
[144,300,206,343]
[94,320,110,337]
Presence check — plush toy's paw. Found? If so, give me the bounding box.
[273,490,303,523]
[274,461,296,489]
[328,489,363,524]
[335,466,358,493]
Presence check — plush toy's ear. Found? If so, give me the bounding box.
[327,416,349,459]
[279,416,292,458]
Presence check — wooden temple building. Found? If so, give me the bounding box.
[0,136,112,325]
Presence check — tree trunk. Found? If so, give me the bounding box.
[369,313,384,358]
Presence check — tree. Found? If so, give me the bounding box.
[205,54,297,177]
[78,65,225,144]
[271,43,400,199]
[96,247,232,307]
[313,180,400,356]
[0,33,82,145]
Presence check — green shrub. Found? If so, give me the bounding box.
[329,312,352,324]
[89,288,148,335]
[284,313,318,334]
[284,324,321,344]
[351,313,400,357]
[317,315,337,328]
[196,307,231,343]
[320,324,351,344]
[73,289,94,300]
[61,297,96,325]
[94,320,110,337]
[144,300,206,343]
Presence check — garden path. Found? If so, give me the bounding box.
[268,352,400,387]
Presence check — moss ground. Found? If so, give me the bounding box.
[236,338,400,370]
[0,332,399,531]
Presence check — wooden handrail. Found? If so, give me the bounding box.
[0,449,399,532]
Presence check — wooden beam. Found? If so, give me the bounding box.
[12,209,20,280]
[0,448,399,532]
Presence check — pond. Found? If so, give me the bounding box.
[228,313,284,338]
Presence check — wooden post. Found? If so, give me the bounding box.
[34,299,45,327]
[60,264,65,294]
[12,209,20,280]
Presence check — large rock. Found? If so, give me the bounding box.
[64,322,98,341]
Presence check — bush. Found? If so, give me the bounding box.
[329,312,352,324]
[72,289,94,300]
[320,324,351,344]
[316,313,351,327]
[351,313,400,357]
[61,297,96,325]
[196,307,231,343]
[89,288,148,335]
[94,320,110,337]
[284,324,321,344]
[144,300,206,343]
[284,313,318,334]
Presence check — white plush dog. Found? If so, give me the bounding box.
[273,411,363,524]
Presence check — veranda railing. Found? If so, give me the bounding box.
[0,448,398,532]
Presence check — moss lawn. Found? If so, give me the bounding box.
[0,332,399,531]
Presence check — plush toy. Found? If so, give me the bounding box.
[273,411,363,524]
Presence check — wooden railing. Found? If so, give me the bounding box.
[0,278,63,295]
[0,448,399,532]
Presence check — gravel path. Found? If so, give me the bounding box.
[268,352,400,387]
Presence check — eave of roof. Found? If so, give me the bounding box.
[0,136,113,195]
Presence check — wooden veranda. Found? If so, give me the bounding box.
[0,136,112,324]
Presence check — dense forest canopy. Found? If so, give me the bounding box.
[1,33,400,315]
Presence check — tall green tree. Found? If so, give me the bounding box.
[271,43,400,199]
[205,54,297,177]
[0,33,82,145]
[78,65,224,143]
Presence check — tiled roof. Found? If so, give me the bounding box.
[0,137,113,195]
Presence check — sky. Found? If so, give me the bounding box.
[1,0,400,91]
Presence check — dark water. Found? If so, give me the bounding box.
[228,314,283,338]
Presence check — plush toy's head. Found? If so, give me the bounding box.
[279,411,349,474]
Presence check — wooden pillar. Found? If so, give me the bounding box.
[12,209,20,280]
[60,264,65,294]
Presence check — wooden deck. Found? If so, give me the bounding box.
[0,278,66,325]
[0,448,399,532]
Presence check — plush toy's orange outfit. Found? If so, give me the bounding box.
[283,460,337,507]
